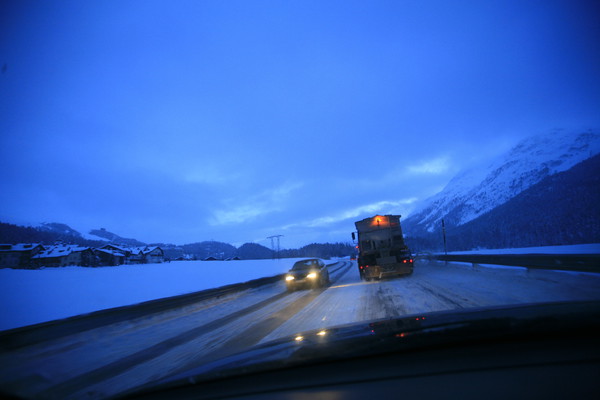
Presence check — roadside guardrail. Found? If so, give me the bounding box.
[433,254,600,274]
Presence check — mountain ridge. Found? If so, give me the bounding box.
[405,149,600,251]
[405,130,600,235]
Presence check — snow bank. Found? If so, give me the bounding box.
[444,243,600,255]
[0,258,308,331]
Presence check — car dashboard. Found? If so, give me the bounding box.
[126,301,600,400]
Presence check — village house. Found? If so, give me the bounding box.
[94,248,126,266]
[100,244,164,264]
[128,248,145,264]
[0,243,164,268]
[0,243,45,268]
[31,245,97,268]
[141,246,164,263]
[101,244,133,259]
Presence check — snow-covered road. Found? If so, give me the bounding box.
[1,259,599,399]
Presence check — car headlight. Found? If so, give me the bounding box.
[285,275,295,281]
[307,272,318,279]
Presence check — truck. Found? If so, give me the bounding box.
[352,214,413,280]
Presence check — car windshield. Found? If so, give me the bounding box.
[292,260,320,270]
[0,1,599,399]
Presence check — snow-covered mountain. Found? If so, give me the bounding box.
[34,222,144,245]
[404,130,600,234]
[87,228,145,246]
[38,222,84,238]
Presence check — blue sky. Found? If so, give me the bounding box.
[1,0,599,248]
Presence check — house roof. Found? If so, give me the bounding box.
[105,245,163,255]
[101,244,130,252]
[142,246,162,254]
[95,248,125,257]
[129,247,145,255]
[0,243,43,252]
[31,245,91,259]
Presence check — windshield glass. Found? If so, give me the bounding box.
[292,260,320,270]
[0,1,599,399]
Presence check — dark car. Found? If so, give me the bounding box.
[285,259,330,291]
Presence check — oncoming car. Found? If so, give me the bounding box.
[285,259,330,291]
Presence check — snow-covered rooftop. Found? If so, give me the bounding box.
[31,245,91,259]
[0,244,43,252]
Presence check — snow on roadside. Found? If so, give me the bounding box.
[443,243,600,255]
[0,258,309,332]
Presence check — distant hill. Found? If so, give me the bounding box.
[181,241,237,260]
[406,153,600,252]
[88,228,146,247]
[280,242,355,259]
[0,222,106,247]
[0,222,146,248]
[236,243,273,259]
[0,223,355,260]
[38,222,83,238]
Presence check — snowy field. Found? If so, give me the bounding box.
[0,258,311,331]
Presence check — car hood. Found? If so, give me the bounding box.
[125,300,600,397]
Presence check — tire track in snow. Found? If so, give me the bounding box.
[357,280,410,321]
[38,262,353,399]
[37,290,291,399]
[414,282,466,309]
[139,262,355,392]
[375,283,408,318]
[256,261,360,343]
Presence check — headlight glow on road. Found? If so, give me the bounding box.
[307,272,318,279]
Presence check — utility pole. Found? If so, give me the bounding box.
[266,235,284,259]
[442,219,447,256]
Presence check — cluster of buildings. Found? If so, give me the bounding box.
[0,243,165,269]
